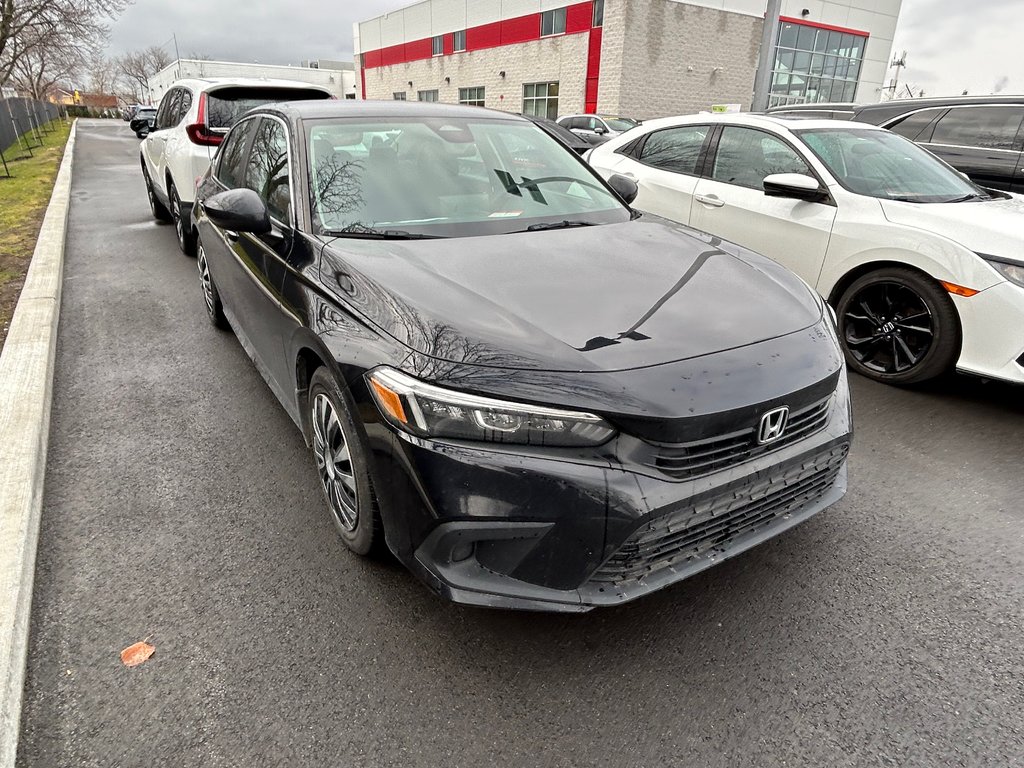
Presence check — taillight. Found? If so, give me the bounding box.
[185,92,223,146]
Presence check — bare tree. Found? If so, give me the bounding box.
[0,0,128,86]
[117,45,172,104]
[9,38,81,99]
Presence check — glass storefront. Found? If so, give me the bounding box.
[769,20,867,107]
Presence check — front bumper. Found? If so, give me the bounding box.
[954,281,1024,384]
[371,378,853,612]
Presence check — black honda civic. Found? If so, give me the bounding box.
[191,100,852,612]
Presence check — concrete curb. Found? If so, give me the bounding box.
[0,119,76,767]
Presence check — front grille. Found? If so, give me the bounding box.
[647,396,831,481]
[592,443,849,585]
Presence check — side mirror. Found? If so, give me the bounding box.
[763,173,828,203]
[607,173,639,204]
[594,125,608,135]
[201,188,271,234]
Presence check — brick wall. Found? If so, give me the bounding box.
[599,0,762,119]
[359,34,590,114]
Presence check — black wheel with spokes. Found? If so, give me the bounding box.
[308,367,384,556]
[170,183,197,256]
[836,267,960,385]
[197,242,229,330]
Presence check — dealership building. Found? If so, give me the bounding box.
[353,0,903,118]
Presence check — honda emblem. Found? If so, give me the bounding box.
[757,406,790,445]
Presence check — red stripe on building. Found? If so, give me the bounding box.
[361,2,595,68]
[360,65,366,100]
[584,25,602,113]
[779,16,870,38]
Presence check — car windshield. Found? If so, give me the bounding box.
[603,117,638,131]
[306,117,630,238]
[795,127,989,203]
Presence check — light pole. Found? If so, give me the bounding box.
[751,0,783,112]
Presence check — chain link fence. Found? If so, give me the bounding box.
[0,97,64,176]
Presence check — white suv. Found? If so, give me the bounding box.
[141,77,332,255]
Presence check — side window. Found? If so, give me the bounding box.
[587,117,601,131]
[711,127,812,190]
[215,118,257,189]
[155,89,180,131]
[887,108,945,142]
[638,126,710,175]
[175,89,193,125]
[244,118,292,223]
[929,106,1024,151]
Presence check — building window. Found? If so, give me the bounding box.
[418,90,439,102]
[769,20,867,107]
[393,92,407,100]
[593,0,604,27]
[453,29,467,52]
[540,7,567,37]
[459,86,485,106]
[432,35,443,56]
[522,81,559,120]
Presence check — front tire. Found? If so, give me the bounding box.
[170,183,197,256]
[197,242,229,330]
[308,367,383,556]
[143,164,171,222]
[836,266,960,385]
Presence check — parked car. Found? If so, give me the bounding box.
[190,101,851,612]
[557,114,640,145]
[766,102,856,121]
[129,107,156,138]
[140,77,332,256]
[587,113,1024,386]
[519,113,591,154]
[852,96,1024,192]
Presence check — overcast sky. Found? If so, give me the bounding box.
[105,0,1023,99]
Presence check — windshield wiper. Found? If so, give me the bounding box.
[944,192,990,203]
[322,229,445,240]
[521,220,600,232]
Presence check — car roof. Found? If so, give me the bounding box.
[631,112,885,132]
[167,77,333,92]
[856,94,1024,114]
[258,100,531,122]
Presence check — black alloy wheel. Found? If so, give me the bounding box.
[170,183,197,256]
[837,266,960,385]
[196,242,228,330]
[143,164,171,222]
[307,367,384,556]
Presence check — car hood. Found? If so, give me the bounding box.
[318,220,822,373]
[879,193,1024,259]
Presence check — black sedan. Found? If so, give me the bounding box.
[192,101,852,612]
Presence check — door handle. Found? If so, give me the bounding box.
[696,194,725,208]
[224,229,239,241]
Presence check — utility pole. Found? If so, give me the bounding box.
[887,50,906,99]
[751,0,784,112]
[173,34,181,79]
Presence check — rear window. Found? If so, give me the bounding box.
[206,87,330,129]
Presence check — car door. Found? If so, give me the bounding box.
[144,88,181,200]
[689,125,836,284]
[919,105,1024,190]
[600,124,712,225]
[234,115,303,396]
[200,116,262,344]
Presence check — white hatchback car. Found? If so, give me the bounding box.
[588,114,1024,386]
[141,77,332,255]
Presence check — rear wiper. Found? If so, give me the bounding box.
[323,229,445,240]
[521,220,599,232]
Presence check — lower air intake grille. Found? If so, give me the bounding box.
[592,443,849,585]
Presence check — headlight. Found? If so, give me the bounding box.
[983,256,1024,288]
[366,367,616,447]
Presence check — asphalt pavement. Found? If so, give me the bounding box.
[16,119,1024,767]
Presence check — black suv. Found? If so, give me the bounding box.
[853,96,1024,192]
